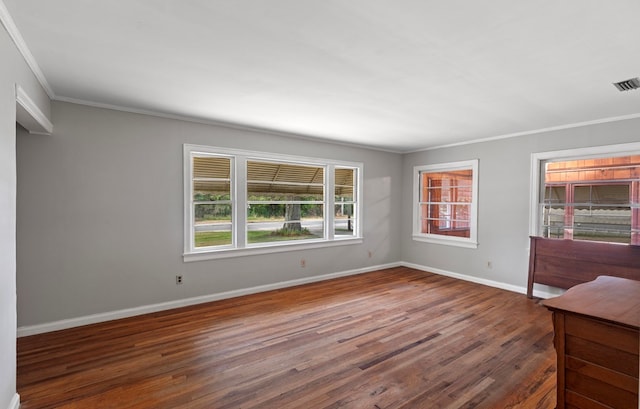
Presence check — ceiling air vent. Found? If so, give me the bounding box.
[613,77,640,91]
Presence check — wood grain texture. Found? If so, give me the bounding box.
[543,276,640,328]
[18,267,556,408]
[527,236,640,298]
[543,276,640,409]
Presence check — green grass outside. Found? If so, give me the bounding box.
[195,230,320,247]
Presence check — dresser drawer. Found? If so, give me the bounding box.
[565,390,629,409]
[564,355,638,408]
[565,314,638,355]
[565,334,638,377]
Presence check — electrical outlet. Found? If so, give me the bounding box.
[368,250,373,258]
[176,275,183,285]
[486,261,493,269]
[300,259,306,268]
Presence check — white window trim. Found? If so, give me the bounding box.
[528,141,640,237]
[412,159,479,248]
[184,144,363,262]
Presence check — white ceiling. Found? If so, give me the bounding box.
[4,0,640,152]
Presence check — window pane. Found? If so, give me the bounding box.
[195,203,231,222]
[541,155,639,245]
[193,156,230,179]
[420,204,471,237]
[193,181,231,201]
[247,161,323,194]
[335,168,355,201]
[247,186,323,201]
[194,229,232,248]
[193,157,231,200]
[544,186,565,204]
[541,186,567,238]
[335,203,356,237]
[247,204,324,244]
[192,155,232,248]
[541,205,565,238]
[247,161,325,244]
[421,170,472,202]
[452,204,470,229]
[574,185,629,205]
[573,204,631,243]
[335,167,357,237]
[194,204,232,248]
[419,169,472,238]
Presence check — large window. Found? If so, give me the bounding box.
[413,160,478,248]
[540,156,640,245]
[531,143,640,246]
[184,145,362,260]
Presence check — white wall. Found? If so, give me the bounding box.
[0,20,50,409]
[401,117,640,293]
[16,101,403,328]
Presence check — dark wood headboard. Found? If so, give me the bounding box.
[527,236,640,298]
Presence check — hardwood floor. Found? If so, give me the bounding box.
[17,267,556,408]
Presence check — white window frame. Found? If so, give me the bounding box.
[184,144,363,262]
[412,159,479,248]
[529,141,640,238]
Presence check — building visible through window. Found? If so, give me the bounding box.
[420,169,472,238]
[541,155,640,245]
[413,160,478,248]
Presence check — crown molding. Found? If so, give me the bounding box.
[0,0,55,98]
[408,112,640,153]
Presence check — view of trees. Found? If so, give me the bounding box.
[194,193,323,222]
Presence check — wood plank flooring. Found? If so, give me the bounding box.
[17,267,556,408]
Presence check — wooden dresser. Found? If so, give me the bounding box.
[543,276,640,409]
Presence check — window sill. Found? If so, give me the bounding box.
[412,234,478,249]
[184,237,364,262]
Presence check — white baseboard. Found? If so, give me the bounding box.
[7,394,19,409]
[17,262,400,337]
[17,261,558,337]
[399,261,559,299]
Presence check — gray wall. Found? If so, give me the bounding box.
[401,117,640,291]
[0,21,50,409]
[16,100,640,332]
[16,101,403,327]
